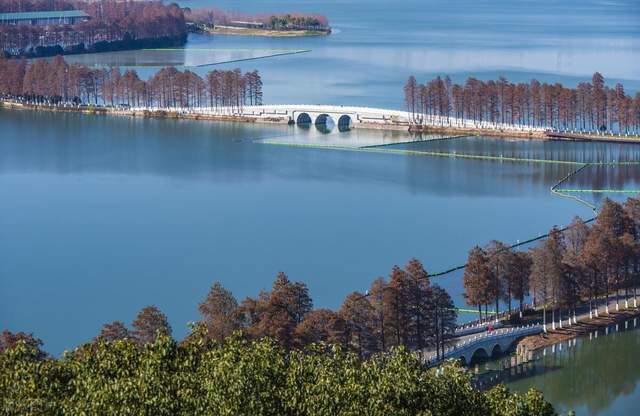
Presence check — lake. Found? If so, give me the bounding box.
[1,1,640,413]
[3,108,635,356]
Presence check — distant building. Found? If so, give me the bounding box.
[0,10,90,26]
[228,20,265,29]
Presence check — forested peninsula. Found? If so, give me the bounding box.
[1,0,187,58]
[185,9,331,37]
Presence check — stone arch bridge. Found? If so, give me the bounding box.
[181,104,413,130]
[424,324,542,366]
[240,104,412,130]
[134,104,548,134]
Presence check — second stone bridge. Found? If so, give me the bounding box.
[424,324,543,366]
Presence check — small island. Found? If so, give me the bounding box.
[185,9,331,37]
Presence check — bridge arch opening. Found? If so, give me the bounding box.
[470,347,489,364]
[337,115,353,132]
[491,344,503,358]
[296,113,312,128]
[315,113,334,134]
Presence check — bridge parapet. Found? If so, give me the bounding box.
[425,324,542,366]
[454,321,504,337]
[127,104,547,133]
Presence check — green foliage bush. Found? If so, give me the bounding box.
[0,330,556,416]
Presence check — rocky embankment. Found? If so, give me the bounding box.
[516,307,640,352]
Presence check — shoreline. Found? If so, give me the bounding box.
[193,26,330,38]
[410,124,640,144]
[2,100,638,144]
[516,307,640,352]
[3,34,187,59]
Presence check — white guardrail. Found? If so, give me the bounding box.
[453,321,504,337]
[426,324,542,364]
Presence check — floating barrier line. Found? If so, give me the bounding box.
[263,140,640,166]
[359,135,469,148]
[556,189,640,194]
[142,48,309,52]
[358,148,586,165]
[260,139,638,277]
[427,217,596,278]
[194,50,311,67]
[551,163,590,190]
[549,163,597,212]
[453,308,480,314]
[260,141,591,165]
[248,131,312,142]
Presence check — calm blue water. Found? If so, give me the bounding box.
[1,108,628,355]
[2,0,640,365]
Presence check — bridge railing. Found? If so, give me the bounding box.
[453,321,504,337]
[127,104,549,133]
[424,324,542,365]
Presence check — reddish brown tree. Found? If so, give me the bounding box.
[0,330,46,359]
[382,266,411,348]
[292,308,349,350]
[131,305,172,345]
[367,277,387,352]
[404,257,432,349]
[463,246,491,321]
[339,292,376,356]
[511,251,532,317]
[95,321,130,342]
[198,282,240,341]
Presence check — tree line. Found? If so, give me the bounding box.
[1,0,187,57]
[1,258,456,363]
[0,259,558,416]
[404,73,640,134]
[0,336,556,416]
[464,197,640,331]
[185,8,330,31]
[0,55,263,109]
[194,259,456,359]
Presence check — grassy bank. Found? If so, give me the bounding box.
[202,26,330,37]
[409,124,548,140]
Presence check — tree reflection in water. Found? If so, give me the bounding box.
[502,319,640,416]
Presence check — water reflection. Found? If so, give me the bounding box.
[396,136,640,164]
[314,114,335,134]
[6,110,640,202]
[337,115,353,132]
[61,48,306,69]
[1,107,600,355]
[561,165,640,192]
[3,0,639,366]
[0,110,587,198]
[496,319,640,416]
